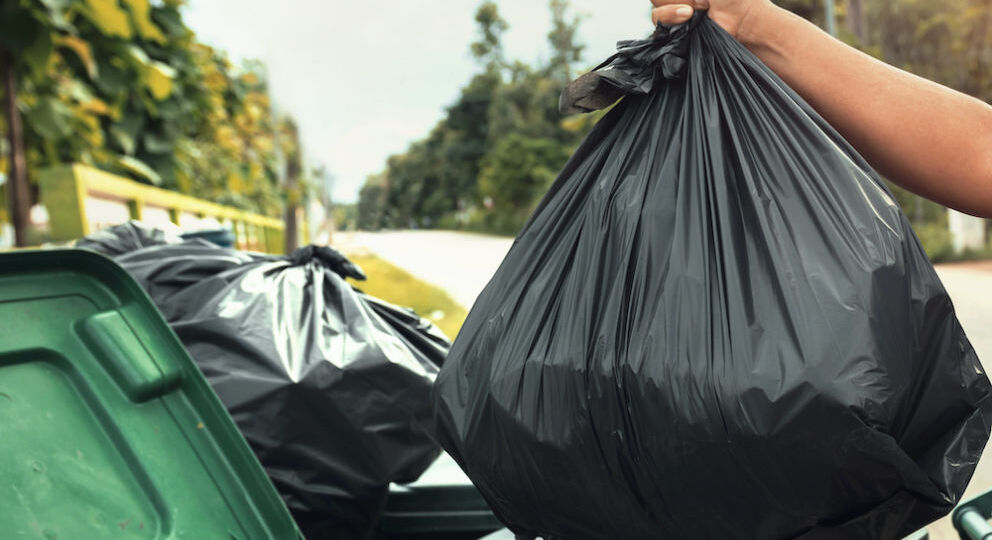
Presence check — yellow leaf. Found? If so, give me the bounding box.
[56,35,98,79]
[216,126,241,153]
[81,98,110,115]
[254,138,273,154]
[227,172,244,192]
[176,167,193,193]
[145,61,175,100]
[234,114,250,131]
[246,104,262,121]
[204,71,226,91]
[84,0,133,39]
[106,100,124,120]
[240,72,259,86]
[122,0,166,44]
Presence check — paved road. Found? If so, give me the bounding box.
[341,230,992,539]
[339,230,514,310]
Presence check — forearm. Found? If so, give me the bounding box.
[740,5,992,217]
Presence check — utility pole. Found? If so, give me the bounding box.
[1,47,30,247]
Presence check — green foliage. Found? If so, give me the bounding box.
[476,133,571,234]
[546,0,585,86]
[471,1,508,65]
[332,203,358,231]
[358,0,584,235]
[358,0,992,247]
[913,222,955,262]
[865,0,992,102]
[174,46,289,215]
[357,173,389,230]
[1,0,300,218]
[778,0,826,27]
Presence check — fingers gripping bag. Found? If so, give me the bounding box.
[432,14,992,540]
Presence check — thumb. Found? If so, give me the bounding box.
[652,4,695,25]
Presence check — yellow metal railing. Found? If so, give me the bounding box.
[39,164,307,254]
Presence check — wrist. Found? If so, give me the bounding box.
[735,2,785,50]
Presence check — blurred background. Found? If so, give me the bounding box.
[2,0,990,258]
[2,0,989,329]
[0,1,991,538]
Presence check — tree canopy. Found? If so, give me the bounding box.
[358,0,589,234]
[357,0,992,241]
[1,0,304,227]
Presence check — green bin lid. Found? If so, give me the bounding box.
[0,250,301,539]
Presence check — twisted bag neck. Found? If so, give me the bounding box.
[288,245,367,281]
[559,11,705,115]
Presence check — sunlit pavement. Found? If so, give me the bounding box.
[337,230,514,310]
[339,230,992,539]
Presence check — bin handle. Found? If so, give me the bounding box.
[956,506,992,540]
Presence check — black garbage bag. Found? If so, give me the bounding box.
[115,242,447,539]
[75,220,182,255]
[433,14,992,540]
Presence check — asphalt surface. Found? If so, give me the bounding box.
[340,230,514,310]
[341,230,992,540]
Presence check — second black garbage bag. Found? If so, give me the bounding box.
[115,243,448,539]
[433,14,992,540]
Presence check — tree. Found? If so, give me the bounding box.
[470,1,508,68]
[362,1,508,230]
[357,0,586,234]
[280,117,302,251]
[546,0,585,87]
[175,46,284,215]
[778,0,825,27]
[846,0,868,46]
[0,0,297,249]
[0,0,64,246]
[477,133,571,234]
[357,173,388,230]
[436,70,501,215]
[1,40,29,246]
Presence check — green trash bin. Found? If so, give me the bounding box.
[0,249,301,539]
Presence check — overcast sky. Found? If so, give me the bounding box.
[182,1,649,203]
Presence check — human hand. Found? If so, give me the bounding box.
[650,0,774,42]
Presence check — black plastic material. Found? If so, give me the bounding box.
[434,14,992,540]
[180,228,236,248]
[110,242,448,539]
[74,220,181,255]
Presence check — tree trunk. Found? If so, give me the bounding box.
[1,48,30,247]
[284,159,300,254]
[846,0,867,46]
